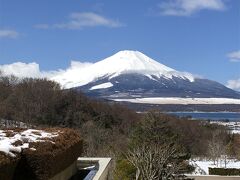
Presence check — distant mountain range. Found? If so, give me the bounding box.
[52,50,240,100]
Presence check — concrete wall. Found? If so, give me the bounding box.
[49,157,112,180]
[78,157,112,180]
[50,161,78,180]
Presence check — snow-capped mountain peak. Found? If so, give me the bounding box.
[52,50,195,88]
[102,50,175,73]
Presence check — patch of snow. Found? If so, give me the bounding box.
[52,50,195,88]
[231,130,240,134]
[210,121,240,134]
[189,158,240,175]
[0,129,59,157]
[112,97,240,105]
[90,82,113,90]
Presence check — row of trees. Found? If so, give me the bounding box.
[0,74,138,129]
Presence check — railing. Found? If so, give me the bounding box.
[50,157,112,180]
[77,157,112,180]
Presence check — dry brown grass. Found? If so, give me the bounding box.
[12,140,23,147]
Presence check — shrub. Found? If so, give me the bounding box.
[114,159,136,180]
[209,167,240,176]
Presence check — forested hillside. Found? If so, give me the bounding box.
[0,74,138,128]
[1,74,239,179]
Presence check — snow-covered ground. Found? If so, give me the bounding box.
[112,97,240,104]
[210,121,240,134]
[189,159,240,175]
[0,129,59,157]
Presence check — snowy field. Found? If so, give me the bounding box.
[189,159,240,175]
[112,97,240,105]
[0,129,59,157]
[210,121,240,134]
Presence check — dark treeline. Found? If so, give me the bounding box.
[1,74,240,179]
[0,75,138,129]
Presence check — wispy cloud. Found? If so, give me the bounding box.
[158,0,226,16]
[34,24,50,29]
[35,12,124,30]
[0,29,19,39]
[227,78,240,91]
[227,50,240,62]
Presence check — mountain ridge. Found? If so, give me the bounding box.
[51,50,240,99]
[52,50,195,88]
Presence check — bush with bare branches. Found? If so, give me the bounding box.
[126,143,185,180]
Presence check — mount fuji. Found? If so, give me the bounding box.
[52,50,240,100]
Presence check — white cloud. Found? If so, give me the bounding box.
[0,29,19,39]
[0,62,56,78]
[0,62,65,79]
[35,12,124,30]
[227,78,240,91]
[0,62,42,78]
[0,61,92,80]
[227,50,240,62]
[158,0,226,16]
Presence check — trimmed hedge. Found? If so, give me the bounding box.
[0,128,83,180]
[0,153,20,180]
[209,167,240,176]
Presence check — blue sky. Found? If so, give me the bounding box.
[0,0,240,90]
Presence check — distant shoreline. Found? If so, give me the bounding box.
[112,97,240,105]
[167,112,240,121]
[113,101,240,112]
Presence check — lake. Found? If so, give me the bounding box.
[167,112,240,121]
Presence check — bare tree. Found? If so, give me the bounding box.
[208,131,226,167]
[126,143,184,180]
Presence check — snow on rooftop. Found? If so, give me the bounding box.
[0,129,59,157]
